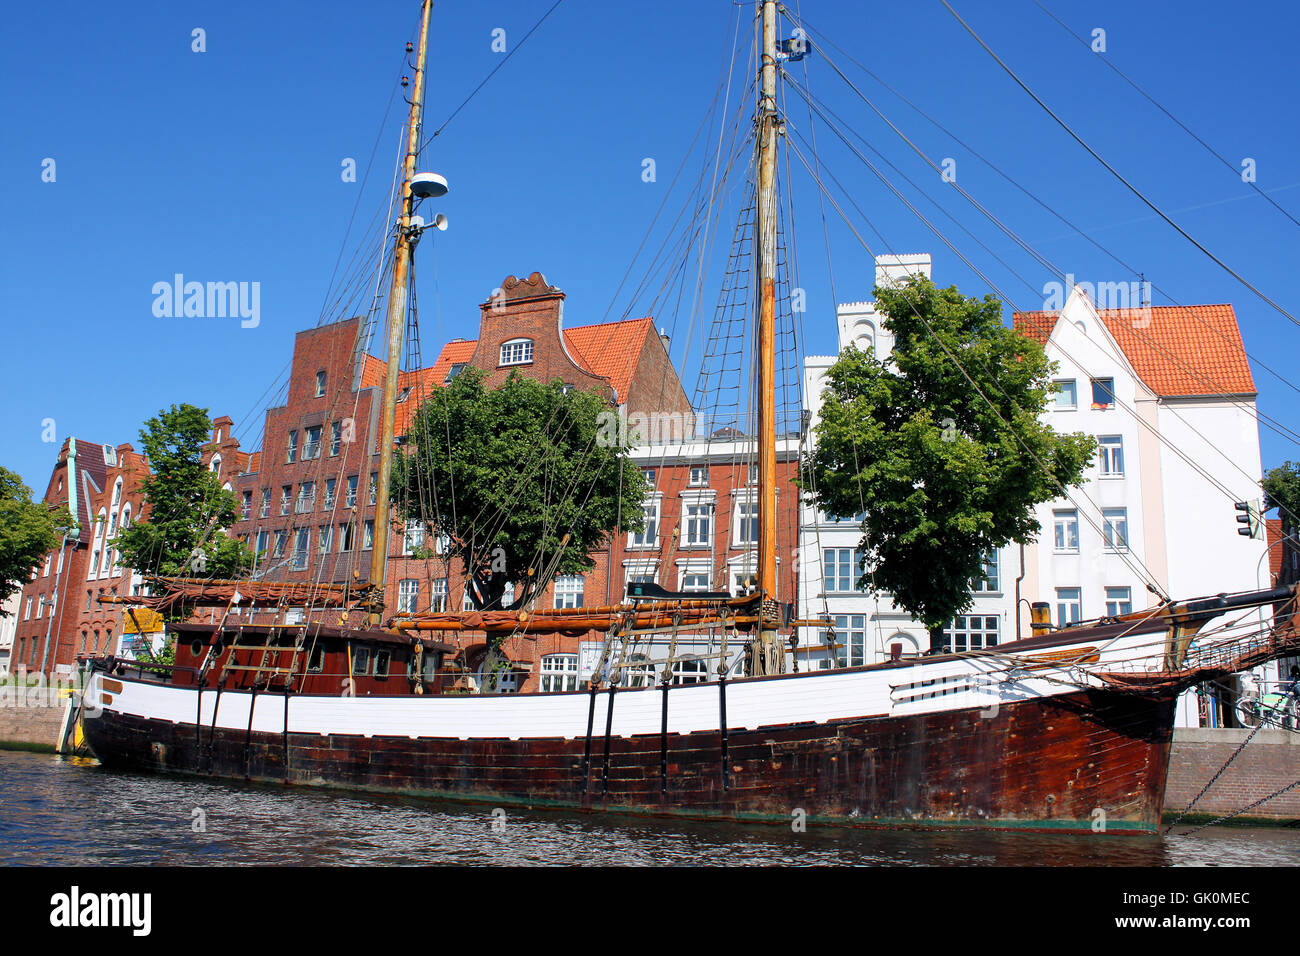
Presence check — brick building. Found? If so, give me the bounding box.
[12,438,153,678]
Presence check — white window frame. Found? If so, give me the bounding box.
[1102,508,1129,551]
[733,500,759,547]
[553,574,584,609]
[539,654,580,693]
[1105,586,1132,617]
[397,579,419,614]
[946,614,999,653]
[689,465,709,487]
[499,338,534,367]
[1098,435,1124,477]
[683,502,713,548]
[1053,509,1080,553]
[1056,587,1082,627]
[628,498,661,549]
[1053,379,1077,410]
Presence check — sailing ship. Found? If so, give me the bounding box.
[81,0,1299,834]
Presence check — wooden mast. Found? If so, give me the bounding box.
[753,0,783,674]
[369,0,434,625]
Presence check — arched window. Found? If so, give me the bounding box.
[110,477,123,508]
[88,508,107,578]
[853,320,875,353]
[210,454,222,479]
[499,338,534,367]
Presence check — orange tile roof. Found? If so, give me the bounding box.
[245,451,260,476]
[1013,304,1255,398]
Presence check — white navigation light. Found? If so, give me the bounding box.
[410,171,448,199]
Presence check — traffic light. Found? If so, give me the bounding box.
[1235,501,1263,540]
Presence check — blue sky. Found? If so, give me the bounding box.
[3,0,1299,499]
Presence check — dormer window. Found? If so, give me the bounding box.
[445,363,467,382]
[499,338,534,367]
[397,387,412,404]
[315,371,327,397]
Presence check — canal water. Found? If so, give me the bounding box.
[2,750,1297,866]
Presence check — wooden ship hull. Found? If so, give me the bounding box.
[79,617,1200,834]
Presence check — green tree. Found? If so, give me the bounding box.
[1262,461,1300,567]
[0,467,71,612]
[114,404,253,582]
[393,368,647,620]
[801,276,1096,650]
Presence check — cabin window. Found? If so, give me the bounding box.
[307,644,324,672]
[374,650,390,679]
[352,646,371,676]
[499,338,533,367]
[422,652,439,682]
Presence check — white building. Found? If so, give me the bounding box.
[798,256,1271,727]
[0,592,18,676]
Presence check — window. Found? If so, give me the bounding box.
[1105,586,1132,617]
[824,614,867,667]
[823,548,864,593]
[43,554,51,577]
[735,501,759,546]
[255,530,269,556]
[329,421,342,456]
[1056,587,1082,627]
[291,529,310,569]
[272,531,287,558]
[1098,435,1124,476]
[362,520,374,550]
[539,654,579,693]
[554,574,584,609]
[369,473,378,506]
[671,659,709,686]
[1053,379,1077,410]
[304,426,322,460]
[1090,377,1115,409]
[85,590,92,611]
[241,491,252,521]
[971,551,999,593]
[629,501,659,548]
[689,465,709,487]
[34,595,43,619]
[315,370,326,397]
[684,503,712,547]
[403,519,425,554]
[338,523,354,552]
[642,468,657,485]
[352,646,370,677]
[1053,509,1080,552]
[260,489,270,518]
[431,578,448,612]
[680,570,711,592]
[318,525,332,553]
[296,481,315,513]
[945,615,999,653]
[324,478,336,511]
[398,580,419,613]
[1102,508,1129,550]
[280,485,292,516]
[499,338,534,366]
[345,475,358,509]
[747,463,758,484]
[374,650,390,679]
[287,430,299,463]
[446,362,467,382]
[626,569,657,593]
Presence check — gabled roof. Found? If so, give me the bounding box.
[421,316,657,405]
[1013,303,1256,398]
